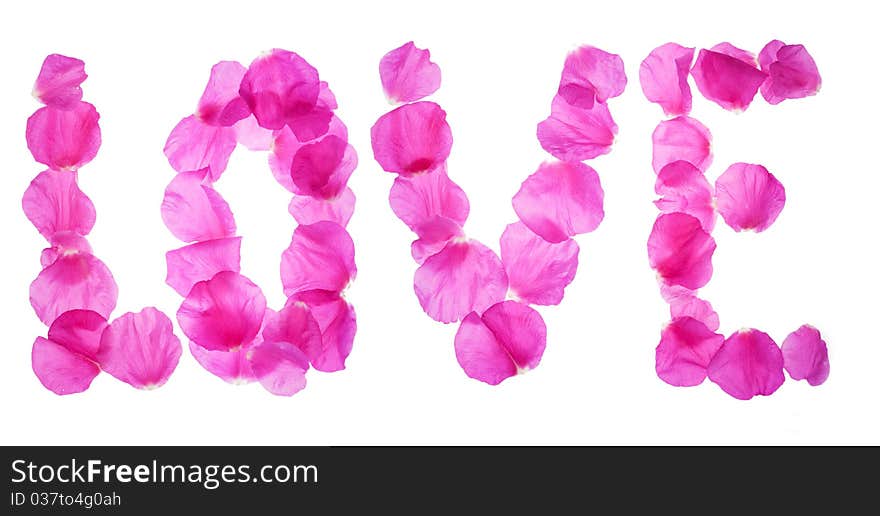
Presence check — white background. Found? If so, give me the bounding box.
[1,0,877,445]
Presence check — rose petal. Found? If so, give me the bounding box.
[656,316,724,387]
[32,337,100,395]
[196,61,250,127]
[410,217,465,264]
[33,54,86,110]
[160,168,237,243]
[189,340,255,384]
[248,340,309,396]
[290,135,357,200]
[239,49,323,132]
[647,213,716,290]
[759,41,821,105]
[163,115,236,180]
[668,292,720,332]
[654,160,716,231]
[782,325,830,386]
[639,42,695,116]
[711,42,759,66]
[26,102,101,171]
[512,160,604,244]
[558,45,627,108]
[287,291,355,372]
[370,101,452,176]
[233,115,274,151]
[47,309,107,360]
[380,41,442,103]
[165,237,242,296]
[40,232,93,268]
[97,307,182,390]
[389,164,469,236]
[281,221,356,296]
[500,222,579,306]
[30,252,118,325]
[715,163,786,232]
[537,95,617,162]
[262,302,322,359]
[708,329,785,400]
[288,187,356,227]
[691,47,768,112]
[22,169,95,240]
[268,117,348,192]
[651,116,713,173]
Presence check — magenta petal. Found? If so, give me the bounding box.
[30,252,118,325]
[189,341,255,384]
[759,41,821,105]
[288,188,356,227]
[654,160,716,231]
[232,115,274,151]
[715,163,785,232]
[33,54,87,110]
[290,135,357,200]
[161,169,237,242]
[454,300,546,385]
[26,102,101,171]
[691,47,768,112]
[32,337,100,395]
[239,49,322,131]
[281,221,356,296]
[289,290,357,372]
[165,237,242,296]
[248,340,309,396]
[22,169,95,239]
[177,271,267,352]
[268,117,348,192]
[413,239,508,323]
[164,115,236,180]
[708,329,785,400]
[389,164,469,235]
[782,325,830,386]
[500,222,579,306]
[656,316,723,387]
[40,232,93,268]
[410,217,465,264]
[512,160,604,244]
[651,116,713,173]
[196,61,250,126]
[97,307,182,390]
[370,101,452,175]
[639,43,695,117]
[262,302,322,357]
[537,95,617,161]
[558,45,627,107]
[47,309,107,360]
[380,41,442,103]
[648,213,716,290]
[668,292,720,332]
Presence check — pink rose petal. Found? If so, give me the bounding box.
[97,307,182,390]
[380,41,442,103]
[708,329,785,400]
[290,135,357,199]
[161,168,237,243]
[370,101,452,176]
[177,271,267,352]
[288,188,356,227]
[715,163,785,232]
[537,95,617,162]
[47,309,107,360]
[389,164,469,236]
[32,337,100,395]
[558,45,627,108]
[654,160,716,231]
[40,232,93,268]
[667,292,720,332]
[413,238,508,323]
[758,41,821,105]
[656,316,724,387]
[163,115,237,180]
[165,237,242,296]
[512,160,605,244]
[651,116,713,173]
[22,169,95,240]
[648,213,716,290]
[196,61,250,127]
[782,325,830,386]
[248,340,310,396]
[189,340,255,384]
[233,115,274,151]
[691,47,768,112]
[30,252,118,325]
[711,42,758,66]
[454,300,547,385]
[262,300,325,368]
[268,117,348,192]
[500,222,579,306]
[639,42,695,116]
[33,54,87,110]
[26,102,101,171]
[410,217,465,264]
[281,221,356,296]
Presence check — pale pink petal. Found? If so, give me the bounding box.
[389,164,469,236]
[165,237,242,296]
[413,238,508,323]
[647,213,716,290]
[708,329,785,400]
[233,115,274,151]
[290,135,357,199]
[288,188,356,227]
[654,160,716,231]
[380,41,442,103]
[370,101,452,175]
[558,45,627,108]
[189,340,256,384]
[268,117,348,192]
[40,231,93,268]
[715,163,785,232]
[33,54,86,110]
[651,116,713,173]
[32,337,99,395]
[26,102,101,171]
[97,307,182,389]
[288,290,357,372]
[410,217,465,264]
[782,325,829,386]
[639,43,695,117]
[47,309,107,360]
[160,169,237,242]
[656,316,723,387]
[512,160,604,244]
[163,115,237,180]
[30,252,118,325]
[177,271,267,352]
[668,292,720,332]
[196,61,250,126]
[691,47,768,112]
[281,221,356,296]
[248,340,309,396]
[500,222,579,306]
[537,95,617,161]
[22,169,95,239]
[759,41,821,105]
[454,300,546,385]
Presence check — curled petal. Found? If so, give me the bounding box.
[281,221,356,296]
[160,169,237,242]
[30,252,118,325]
[454,301,546,385]
[97,307,182,390]
[668,292,720,332]
[163,115,236,180]
[380,41,442,103]
[287,291,356,372]
[165,237,242,297]
[26,102,101,171]
[410,217,465,264]
[248,340,309,396]
[512,160,604,243]
[558,45,627,108]
[239,49,323,132]
[33,54,86,110]
[189,341,255,384]
[639,42,695,117]
[648,213,716,290]
[22,169,95,240]
[656,316,724,387]
[413,238,508,323]
[782,325,830,386]
[691,47,767,112]
[288,187,356,227]
[40,232,93,268]
[233,115,274,151]
[177,271,267,352]
[47,309,107,360]
[537,95,617,161]
[32,337,100,395]
[389,164,469,235]
[500,222,579,306]
[654,160,716,231]
[268,118,348,192]
[715,163,785,232]
[196,61,250,126]
[370,101,452,175]
[759,41,821,105]
[290,135,357,199]
[651,116,712,173]
[708,329,785,400]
